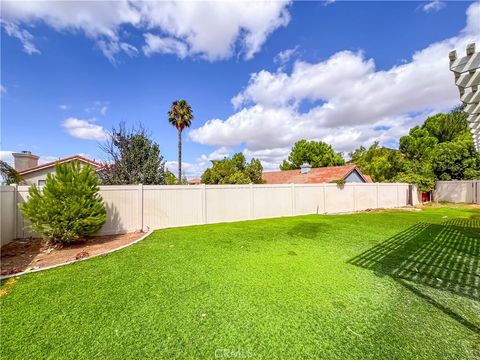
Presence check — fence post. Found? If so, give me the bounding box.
[202,184,207,224]
[138,184,144,231]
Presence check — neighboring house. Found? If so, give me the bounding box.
[262,164,373,184]
[187,178,201,185]
[13,151,103,186]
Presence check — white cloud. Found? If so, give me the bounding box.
[62,117,109,141]
[0,150,15,166]
[2,0,291,62]
[190,3,480,169]
[0,20,40,54]
[85,101,109,115]
[138,1,291,61]
[166,160,206,179]
[423,1,445,13]
[1,0,140,62]
[143,34,189,58]
[167,146,232,178]
[58,104,70,110]
[0,84,6,94]
[274,46,299,65]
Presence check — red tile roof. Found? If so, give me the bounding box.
[262,165,373,184]
[188,178,201,185]
[18,155,103,175]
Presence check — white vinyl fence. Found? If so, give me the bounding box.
[434,180,480,204]
[1,183,417,245]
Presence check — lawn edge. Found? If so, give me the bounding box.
[0,230,153,280]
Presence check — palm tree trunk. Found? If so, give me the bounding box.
[178,129,182,184]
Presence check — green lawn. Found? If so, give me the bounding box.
[1,206,479,359]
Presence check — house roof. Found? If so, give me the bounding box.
[18,155,103,175]
[262,164,372,184]
[187,178,201,185]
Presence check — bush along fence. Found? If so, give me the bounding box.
[1,183,418,245]
[434,180,480,204]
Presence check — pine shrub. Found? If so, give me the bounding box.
[20,161,106,243]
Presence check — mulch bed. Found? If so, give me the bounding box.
[1,232,145,276]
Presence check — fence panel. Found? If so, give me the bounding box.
[143,185,203,229]
[435,181,477,203]
[377,184,400,208]
[354,184,378,211]
[294,185,325,215]
[1,187,16,245]
[206,185,251,224]
[16,186,35,238]
[324,184,354,213]
[98,185,140,235]
[1,182,414,245]
[253,185,292,219]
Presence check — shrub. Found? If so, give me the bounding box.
[20,161,106,243]
[330,178,346,186]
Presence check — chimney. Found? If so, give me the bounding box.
[12,151,39,171]
[300,163,311,174]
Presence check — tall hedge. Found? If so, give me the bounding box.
[20,161,106,243]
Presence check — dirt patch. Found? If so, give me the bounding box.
[1,232,144,276]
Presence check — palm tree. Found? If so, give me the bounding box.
[168,99,193,183]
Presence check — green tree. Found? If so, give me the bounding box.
[394,160,436,192]
[165,170,188,185]
[20,161,106,243]
[0,160,24,185]
[201,153,264,184]
[399,127,438,161]
[168,99,193,183]
[422,108,469,143]
[430,136,480,180]
[349,142,404,182]
[100,124,166,185]
[280,140,345,170]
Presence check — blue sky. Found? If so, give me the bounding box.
[1,1,479,177]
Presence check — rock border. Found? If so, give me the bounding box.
[0,230,153,280]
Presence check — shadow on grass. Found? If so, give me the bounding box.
[348,218,480,333]
[287,222,327,239]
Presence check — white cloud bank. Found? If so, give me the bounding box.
[62,118,109,141]
[1,0,291,62]
[190,3,480,170]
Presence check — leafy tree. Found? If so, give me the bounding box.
[349,142,404,182]
[0,160,24,185]
[422,108,469,143]
[99,124,166,185]
[394,160,436,192]
[165,170,188,185]
[20,161,106,243]
[164,170,178,185]
[399,127,437,161]
[168,99,193,183]
[201,153,264,184]
[280,140,345,170]
[355,107,479,187]
[430,136,480,180]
